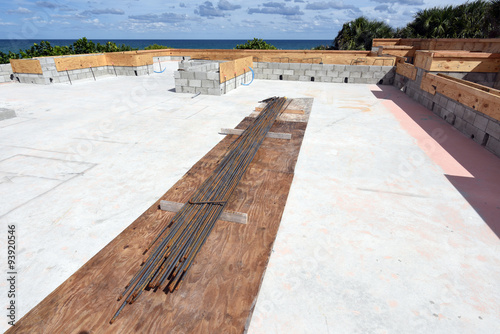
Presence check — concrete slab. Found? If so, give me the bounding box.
[0,63,499,333]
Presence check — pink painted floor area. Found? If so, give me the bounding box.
[371,85,500,238]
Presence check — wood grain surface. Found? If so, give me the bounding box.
[7,99,311,334]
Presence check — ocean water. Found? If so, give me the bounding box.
[0,39,332,54]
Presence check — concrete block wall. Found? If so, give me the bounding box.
[252,62,396,85]
[219,71,253,95]
[394,69,500,157]
[0,64,13,83]
[175,61,221,95]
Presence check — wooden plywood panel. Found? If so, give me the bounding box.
[396,62,417,80]
[54,55,107,71]
[5,101,312,334]
[10,59,42,74]
[437,73,500,97]
[105,53,153,67]
[420,72,438,95]
[429,58,500,73]
[426,73,500,121]
[414,51,433,70]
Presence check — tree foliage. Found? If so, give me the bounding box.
[328,0,500,50]
[333,17,394,50]
[0,37,140,64]
[144,44,172,50]
[235,38,277,50]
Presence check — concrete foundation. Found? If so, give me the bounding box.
[0,63,13,83]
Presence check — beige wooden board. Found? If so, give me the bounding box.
[426,73,500,120]
[219,57,253,83]
[437,73,500,97]
[396,62,417,80]
[10,59,42,74]
[430,58,500,73]
[420,72,437,95]
[54,54,107,72]
[105,53,153,67]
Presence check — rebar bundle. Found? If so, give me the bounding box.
[110,97,289,323]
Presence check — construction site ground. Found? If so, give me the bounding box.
[0,61,499,333]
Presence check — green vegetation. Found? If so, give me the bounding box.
[0,37,148,64]
[323,0,500,50]
[235,38,277,50]
[333,17,394,51]
[144,44,172,50]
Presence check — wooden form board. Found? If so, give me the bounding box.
[377,46,416,58]
[219,56,253,83]
[54,54,107,71]
[421,73,500,121]
[373,38,500,53]
[10,59,42,74]
[437,73,500,97]
[414,51,500,72]
[396,62,417,80]
[105,53,153,67]
[6,100,312,334]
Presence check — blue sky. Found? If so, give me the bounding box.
[0,0,469,40]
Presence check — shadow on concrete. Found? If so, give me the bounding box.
[370,84,500,238]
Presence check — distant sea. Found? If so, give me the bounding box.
[0,39,332,54]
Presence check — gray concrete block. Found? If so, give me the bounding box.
[278,63,290,70]
[350,72,361,78]
[273,69,284,75]
[300,63,312,70]
[485,120,500,140]
[195,72,207,80]
[316,71,327,77]
[202,80,215,88]
[463,108,476,124]
[175,85,182,92]
[283,70,293,75]
[263,69,273,75]
[268,74,279,80]
[299,76,310,81]
[485,136,500,157]
[197,87,209,95]
[327,71,339,78]
[176,78,188,86]
[311,64,323,71]
[284,75,299,81]
[189,79,202,87]
[361,72,374,79]
[319,76,332,82]
[369,66,382,72]
[474,114,489,131]
[305,70,316,76]
[333,65,346,71]
[289,63,301,70]
[182,86,196,94]
[446,99,458,112]
[331,78,344,83]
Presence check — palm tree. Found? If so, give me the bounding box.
[333,17,394,50]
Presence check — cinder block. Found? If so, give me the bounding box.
[273,69,284,75]
[184,71,195,79]
[202,80,215,88]
[174,71,181,79]
[176,78,188,86]
[485,120,500,140]
[175,85,182,92]
[333,65,346,71]
[485,136,500,157]
[350,72,361,78]
[326,71,338,78]
[305,70,316,76]
[294,70,305,76]
[195,72,207,80]
[283,70,294,75]
[268,74,279,80]
[299,76,310,81]
[207,72,219,81]
[369,66,382,72]
[474,114,489,131]
[463,108,476,124]
[361,72,374,79]
[289,63,301,70]
[331,78,344,83]
[284,75,299,81]
[278,63,290,70]
[208,88,221,96]
[320,76,332,82]
[263,68,273,75]
[300,63,312,70]
[357,65,370,72]
[189,79,202,87]
[197,87,209,95]
[311,64,323,71]
[182,86,196,94]
[316,70,327,77]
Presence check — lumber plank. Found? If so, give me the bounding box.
[396,62,417,80]
[54,54,107,72]
[10,59,42,74]
[437,73,500,97]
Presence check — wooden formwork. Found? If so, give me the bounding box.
[10,59,42,74]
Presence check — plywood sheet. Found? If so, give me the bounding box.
[396,62,417,80]
[54,54,107,71]
[219,56,253,82]
[10,59,42,74]
[6,99,312,334]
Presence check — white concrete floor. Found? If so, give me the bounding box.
[0,63,499,333]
